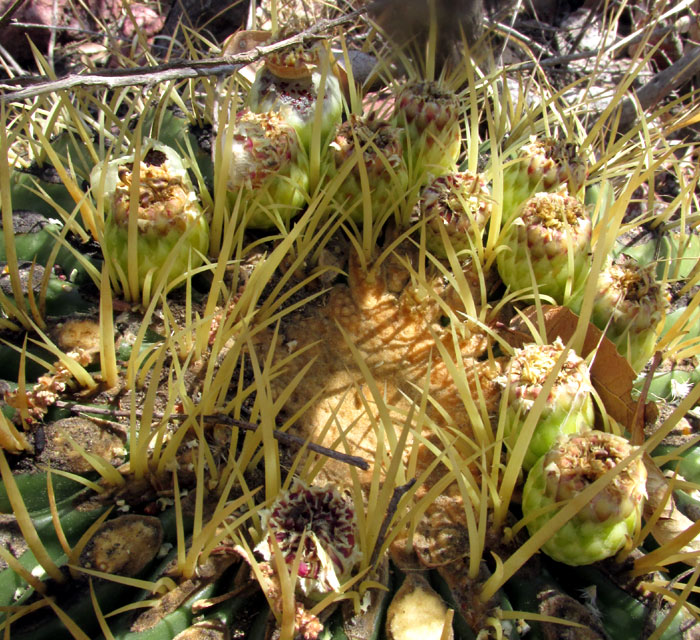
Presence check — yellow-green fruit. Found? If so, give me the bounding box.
[497,191,591,303]
[416,171,492,258]
[328,114,408,224]
[501,136,587,226]
[247,42,343,153]
[501,338,594,470]
[218,109,309,229]
[393,80,461,180]
[522,431,647,566]
[93,141,209,296]
[589,255,669,372]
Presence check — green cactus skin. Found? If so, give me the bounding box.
[328,114,408,224]
[522,431,647,566]
[588,255,669,373]
[246,43,343,154]
[501,137,587,226]
[497,191,592,303]
[392,80,461,180]
[501,339,595,470]
[416,171,492,258]
[219,109,310,229]
[92,142,209,295]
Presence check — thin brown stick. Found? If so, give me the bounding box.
[630,350,663,446]
[54,401,370,471]
[369,478,416,568]
[0,8,363,102]
[617,45,700,134]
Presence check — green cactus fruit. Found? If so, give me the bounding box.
[393,80,461,179]
[218,109,309,229]
[246,40,343,154]
[589,254,669,372]
[497,191,591,303]
[522,431,647,566]
[255,480,361,599]
[328,114,408,224]
[416,171,492,258]
[501,137,587,226]
[93,141,209,297]
[501,338,595,470]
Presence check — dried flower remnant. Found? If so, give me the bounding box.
[522,431,647,566]
[588,255,669,372]
[219,109,309,229]
[416,171,492,257]
[501,137,587,226]
[93,142,209,296]
[497,191,592,303]
[255,480,361,597]
[247,35,343,152]
[329,114,408,223]
[501,338,594,470]
[393,80,461,178]
[5,348,93,426]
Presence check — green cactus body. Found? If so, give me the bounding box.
[589,255,669,372]
[416,171,492,258]
[501,137,587,226]
[522,431,647,566]
[93,142,209,295]
[219,109,309,229]
[393,80,461,180]
[247,43,343,154]
[497,191,592,303]
[502,339,595,470]
[328,114,408,224]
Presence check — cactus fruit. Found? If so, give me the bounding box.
[497,191,592,303]
[588,254,669,372]
[416,171,492,257]
[393,80,461,179]
[501,137,587,225]
[328,114,408,224]
[522,431,647,566]
[218,109,309,229]
[501,338,595,470]
[93,141,209,297]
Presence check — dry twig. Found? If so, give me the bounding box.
[0,8,362,102]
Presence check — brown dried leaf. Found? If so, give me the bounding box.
[643,453,700,558]
[506,305,646,429]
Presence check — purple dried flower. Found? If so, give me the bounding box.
[255,480,361,597]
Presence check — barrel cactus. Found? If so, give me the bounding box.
[92,141,209,300]
[501,338,595,470]
[497,191,592,303]
[500,136,588,226]
[522,431,647,566]
[0,7,697,640]
[392,80,462,180]
[415,170,492,258]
